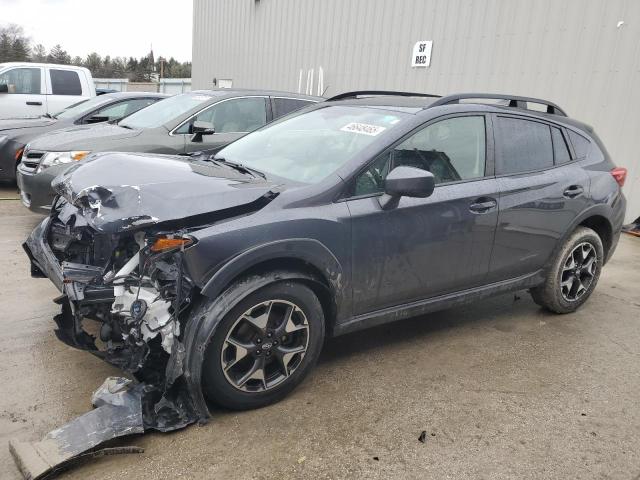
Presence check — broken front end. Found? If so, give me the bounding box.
[24,196,203,431]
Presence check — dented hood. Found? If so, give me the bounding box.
[52,152,280,233]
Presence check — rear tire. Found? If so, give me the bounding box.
[530,226,603,314]
[202,280,325,410]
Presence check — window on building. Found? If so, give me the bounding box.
[497,117,553,174]
[50,69,82,95]
[0,68,41,94]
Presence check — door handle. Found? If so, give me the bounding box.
[563,185,584,198]
[26,101,42,106]
[469,197,497,214]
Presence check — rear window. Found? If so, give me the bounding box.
[497,117,553,174]
[273,98,315,118]
[50,69,82,95]
[568,130,591,159]
[552,127,572,164]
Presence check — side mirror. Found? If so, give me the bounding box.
[379,166,435,209]
[0,84,8,94]
[191,120,215,142]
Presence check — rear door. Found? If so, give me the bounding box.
[178,96,269,154]
[46,68,86,114]
[0,66,46,118]
[487,114,590,282]
[347,114,500,314]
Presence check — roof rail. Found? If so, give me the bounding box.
[428,93,567,116]
[326,90,441,102]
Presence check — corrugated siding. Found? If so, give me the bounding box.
[193,0,640,222]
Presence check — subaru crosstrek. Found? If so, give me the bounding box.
[23,91,627,428]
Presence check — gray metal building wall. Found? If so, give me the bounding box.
[192,0,640,222]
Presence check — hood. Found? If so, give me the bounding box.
[0,116,57,132]
[52,152,281,234]
[27,123,142,151]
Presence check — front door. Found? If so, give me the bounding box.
[347,114,499,315]
[0,66,46,118]
[178,96,270,154]
[488,115,590,282]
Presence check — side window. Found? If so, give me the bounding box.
[0,68,41,94]
[568,130,591,159]
[497,117,553,174]
[393,116,486,184]
[354,152,391,196]
[93,98,158,122]
[50,69,82,96]
[552,127,571,164]
[273,98,314,118]
[176,97,267,134]
[353,116,486,196]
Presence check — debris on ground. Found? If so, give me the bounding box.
[622,219,640,237]
[8,376,185,480]
[418,430,427,443]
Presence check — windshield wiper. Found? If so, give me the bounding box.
[42,113,53,119]
[207,156,266,179]
[119,124,133,130]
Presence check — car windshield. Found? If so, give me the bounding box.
[54,96,112,119]
[119,93,212,129]
[217,105,408,184]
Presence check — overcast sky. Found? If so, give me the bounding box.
[0,0,193,61]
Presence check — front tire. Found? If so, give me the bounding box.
[530,226,604,314]
[202,280,325,410]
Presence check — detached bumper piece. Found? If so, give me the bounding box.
[9,377,144,480]
[9,376,200,480]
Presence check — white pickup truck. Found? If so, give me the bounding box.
[0,62,96,119]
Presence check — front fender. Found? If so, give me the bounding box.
[200,238,345,301]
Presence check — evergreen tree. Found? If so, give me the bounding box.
[47,44,71,64]
[32,44,47,62]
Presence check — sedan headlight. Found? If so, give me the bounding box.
[36,151,90,172]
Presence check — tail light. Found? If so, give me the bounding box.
[610,167,627,187]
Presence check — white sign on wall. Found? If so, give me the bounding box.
[411,41,433,67]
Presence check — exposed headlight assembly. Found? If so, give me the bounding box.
[37,151,90,172]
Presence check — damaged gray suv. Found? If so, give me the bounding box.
[24,91,627,426]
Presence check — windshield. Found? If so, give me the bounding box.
[217,106,408,184]
[54,96,111,119]
[119,93,212,129]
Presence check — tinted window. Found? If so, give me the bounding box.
[497,117,553,174]
[273,98,314,118]
[50,69,82,95]
[177,97,267,134]
[568,130,591,159]
[552,127,571,164]
[0,68,41,94]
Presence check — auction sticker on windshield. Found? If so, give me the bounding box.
[341,122,387,136]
